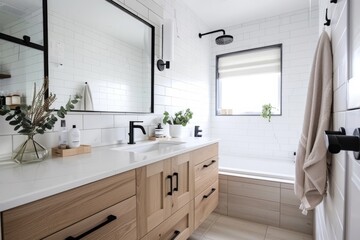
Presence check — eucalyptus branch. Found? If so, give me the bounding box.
[0,77,81,135]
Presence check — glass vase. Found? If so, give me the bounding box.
[12,135,48,164]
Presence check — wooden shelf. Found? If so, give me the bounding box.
[0,73,11,79]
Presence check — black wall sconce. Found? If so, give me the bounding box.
[157,19,174,71]
[330,0,337,3]
[324,8,331,26]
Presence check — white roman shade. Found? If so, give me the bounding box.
[218,47,281,79]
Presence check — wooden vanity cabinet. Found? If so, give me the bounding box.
[136,152,194,238]
[2,170,136,240]
[1,143,219,240]
[191,143,219,229]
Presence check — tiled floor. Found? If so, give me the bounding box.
[189,213,313,240]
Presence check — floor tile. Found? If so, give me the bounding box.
[265,226,313,240]
[189,213,221,240]
[204,215,268,240]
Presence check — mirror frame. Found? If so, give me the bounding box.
[44,0,155,113]
[0,0,48,79]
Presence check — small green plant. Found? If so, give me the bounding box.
[163,108,193,126]
[261,103,275,122]
[0,77,81,135]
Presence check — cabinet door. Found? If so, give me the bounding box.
[171,152,194,214]
[136,159,172,238]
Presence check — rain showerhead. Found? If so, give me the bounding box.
[199,29,233,45]
[216,34,233,45]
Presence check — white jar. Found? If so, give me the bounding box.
[68,125,80,148]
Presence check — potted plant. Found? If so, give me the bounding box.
[0,78,81,164]
[163,108,193,138]
[261,103,276,122]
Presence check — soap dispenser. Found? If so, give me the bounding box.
[155,123,164,138]
[68,125,81,148]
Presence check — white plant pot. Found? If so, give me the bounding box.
[169,125,184,138]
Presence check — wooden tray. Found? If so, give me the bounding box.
[52,145,91,157]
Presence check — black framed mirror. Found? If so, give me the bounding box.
[0,0,47,106]
[47,0,155,113]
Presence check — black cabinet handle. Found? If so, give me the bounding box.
[203,188,216,199]
[170,230,181,240]
[173,172,179,192]
[167,175,173,196]
[203,160,216,168]
[65,215,117,240]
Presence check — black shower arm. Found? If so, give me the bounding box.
[199,29,226,38]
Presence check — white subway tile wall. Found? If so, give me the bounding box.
[48,10,151,112]
[315,0,348,240]
[0,9,44,105]
[0,0,211,159]
[210,8,319,160]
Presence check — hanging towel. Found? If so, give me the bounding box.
[294,31,333,214]
[80,82,94,111]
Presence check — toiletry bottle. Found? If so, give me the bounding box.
[68,125,81,148]
[5,91,12,106]
[58,120,68,149]
[11,91,21,105]
[155,123,164,138]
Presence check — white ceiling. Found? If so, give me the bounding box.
[182,0,319,30]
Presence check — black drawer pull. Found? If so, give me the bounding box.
[203,160,216,168]
[173,172,179,192]
[65,214,117,240]
[167,175,173,196]
[203,188,216,199]
[170,230,181,240]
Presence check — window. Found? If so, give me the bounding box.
[216,44,282,116]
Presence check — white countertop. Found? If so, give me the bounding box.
[0,137,219,212]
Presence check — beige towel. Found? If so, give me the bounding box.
[80,82,94,111]
[294,31,333,214]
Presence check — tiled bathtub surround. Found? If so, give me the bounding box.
[215,174,313,235]
[210,8,319,160]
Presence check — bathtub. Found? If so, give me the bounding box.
[218,155,295,182]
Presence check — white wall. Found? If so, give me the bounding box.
[314,0,348,239]
[210,8,319,161]
[0,0,212,159]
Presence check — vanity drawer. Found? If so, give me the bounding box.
[194,180,219,229]
[141,201,194,240]
[2,170,135,240]
[190,143,218,166]
[44,196,137,240]
[194,157,218,196]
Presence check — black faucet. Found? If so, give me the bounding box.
[128,121,146,144]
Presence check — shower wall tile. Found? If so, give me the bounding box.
[210,8,319,161]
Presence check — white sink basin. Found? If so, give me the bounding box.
[112,141,186,154]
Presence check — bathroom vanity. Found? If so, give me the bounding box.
[0,138,219,240]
